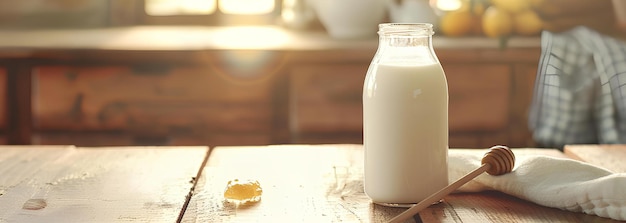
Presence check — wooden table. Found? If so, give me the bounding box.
[0,144,623,222]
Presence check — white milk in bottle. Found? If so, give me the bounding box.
[363,23,448,206]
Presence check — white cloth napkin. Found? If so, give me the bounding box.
[449,149,626,221]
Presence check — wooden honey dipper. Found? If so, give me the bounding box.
[388,145,515,223]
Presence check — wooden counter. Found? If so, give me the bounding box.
[184,144,625,222]
[0,144,622,222]
[0,145,208,222]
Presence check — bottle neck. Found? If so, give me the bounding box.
[375,33,438,65]
[375,23,438,65]
[379,34,432,48]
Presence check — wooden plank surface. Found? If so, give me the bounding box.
[564,144,626,172]
[422,191,621,223]
[0,145,208,222]
[181,144,621,222]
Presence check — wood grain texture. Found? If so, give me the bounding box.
[564,144,626,172]
[6,64,32,145]
[445,64,511,132]
[288,62,516,146]
[423,191,623,223]
[289,62,513,133]
[0,68,5,129]
[289,64,368,135]
[181,144,620,222]
[0,145,208,222]
[508,63,539,147]
[32,65,274,133]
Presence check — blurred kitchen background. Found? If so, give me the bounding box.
[0,0,542,148]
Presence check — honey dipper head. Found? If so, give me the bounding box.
[481,145,515,175]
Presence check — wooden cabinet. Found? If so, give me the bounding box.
[289,63,368,143]
[0,27,541,148]
[32,65,275,146]
[288,46,541,148]
[444,63,512,147]
[0,67,6,144]
[439,48,540,148]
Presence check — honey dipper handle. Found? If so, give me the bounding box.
[387,163,492,223]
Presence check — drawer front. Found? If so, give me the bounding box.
[290,63,511,136]
[508,64,539,147]
[289,63,368,136]
[0,68,5,130]
[446,64,511,132]
[33,66,273,135]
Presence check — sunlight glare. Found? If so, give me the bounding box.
[145,0,216,15]
[434,0,462,11]
[219,0,275,15]
[212,27,289,49]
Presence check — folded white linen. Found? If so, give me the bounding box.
[449,149,626,221]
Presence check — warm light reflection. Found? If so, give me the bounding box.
[281,10,296,23]
[433,0,462,11]
[212,26,289,49]
[145,0,276,16]
[219,0,275,15]
[145,0,216,15]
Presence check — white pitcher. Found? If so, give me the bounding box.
[388,0,439,26]
[311,0,387,39]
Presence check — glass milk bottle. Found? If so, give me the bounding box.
[363,23,448,206]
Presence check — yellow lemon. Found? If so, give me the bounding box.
[514,10,543,36]
[459,0,487,16]
[490,0,530,14]
[439,10,475,37]
[482,6,514,38]
[457,0,489,35]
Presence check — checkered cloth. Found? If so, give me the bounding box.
[529,27,626,148]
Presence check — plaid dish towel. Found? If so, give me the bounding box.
[529,27,626,148]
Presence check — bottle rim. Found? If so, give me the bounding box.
[378,23,434,36]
